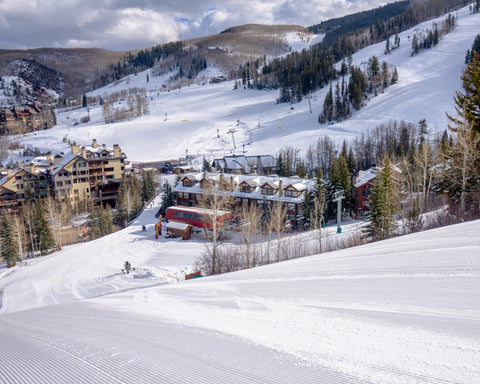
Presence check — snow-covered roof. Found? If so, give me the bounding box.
[239,178,258,187]
[174,172,314,204]
[354,168,378,188]
[166,221,192,230]
[287,183,307,191]
[51,153,80,176]
[223,156,250,172]
[245,155,276,168]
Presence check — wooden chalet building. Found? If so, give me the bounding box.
[353,165,402,218]
[173,172,315,229]
[353,168,378,217]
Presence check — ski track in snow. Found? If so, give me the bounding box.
[0,306,366,384]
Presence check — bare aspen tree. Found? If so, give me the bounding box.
[44,196,67,250]
[197,184,233,275]
[270,201,288,262]
[310,190,327,254]
[442,122,480,214]
[238,204,261,268]
[22,201,37,256]
[415,140,439,212]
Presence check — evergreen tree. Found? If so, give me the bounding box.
[391,67,399,84]
[34,201,55,254]
[321,85,334,123]
[418,118,428,142]
[347,147,357,174]
[448,51,480,134]
[82,94,87,108]
[367,156,397,240]
[296,159,307,178]
[276,154,289,176]
[260,195,272,232]
[202,157,212,172]
[349,66,367,110]
[142,171,156,203]
[300,191,314,228]
[0,212,19,264]
[88,205,113,239]
[157,181,175,218]
[411,34,419,55]
[327,156,352,220]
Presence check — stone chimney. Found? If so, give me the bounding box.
[219,173,225,185]
[278,179,283,197]
[7,169,11,178]
[113,144,121,158]
[92,139,99,148]
[81,147,87,159]
[71,143,80,154]
[230,176,235,191]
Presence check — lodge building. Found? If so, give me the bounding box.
[0,140,126,212]
[173,172,315,229]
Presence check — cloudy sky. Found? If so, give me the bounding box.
[1,0,393,51]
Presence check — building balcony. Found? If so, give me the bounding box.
[0,199,17,206]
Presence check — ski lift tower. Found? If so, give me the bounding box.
[333,190,344,233]
[227,128,237,151]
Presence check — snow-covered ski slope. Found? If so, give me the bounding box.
[16,6,480,163]
[1,190,480,383]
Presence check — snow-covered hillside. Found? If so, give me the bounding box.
[1,9,480,383]
[1,193,479,383]
[13,6,480,164]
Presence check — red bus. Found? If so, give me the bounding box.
[165,206,233,230]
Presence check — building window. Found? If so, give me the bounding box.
[236,197,242,204]
[285,189,297,197]
[240,185,251,193]
[56,181,63,187]
[242,198,249,205]
[288,203,296,211]
[262,186,274,195]
[362,200,370,207]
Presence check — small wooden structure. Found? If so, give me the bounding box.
[185,270,203,280]
[166,221,192,240]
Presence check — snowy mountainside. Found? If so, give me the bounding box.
[14,5,480,164]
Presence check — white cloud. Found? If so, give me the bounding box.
[0,0,397,50]
[105,8,180,47]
